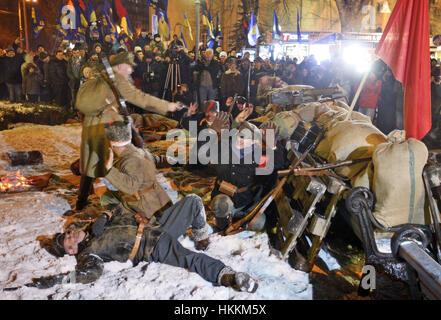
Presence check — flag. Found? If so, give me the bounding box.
[86,1,97,24]
[375,0,431,140]
[247,12,260,47]
[183,12,193,41]
[31,4,45,39]
[158,9,170,41]
[215,12,222,43]
[200,0,209,12]
[102,0,117,40]
[273,10,281,41]
[202,10,214,40]
[180,27,187,49]
[147,0,168,12]
[74,0,88,40]
[152,14,158,35]
[297,9,301,42]
[113,0,133,38]
[57,0,74,40]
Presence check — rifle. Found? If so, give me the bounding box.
[277,158,372,178]
[100,57,144,149]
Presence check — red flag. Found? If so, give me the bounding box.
[78,0,86,12]
[375,0,431,140]
[114,0,128,19]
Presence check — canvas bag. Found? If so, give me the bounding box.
[372,130,428,228]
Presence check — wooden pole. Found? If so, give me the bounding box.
[22,0,29,51]
[344,70,369,121]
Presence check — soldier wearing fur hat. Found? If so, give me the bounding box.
[74,52,182,211]
[210,112,285,233]
[36,193,258,293]
[220,57,245,109]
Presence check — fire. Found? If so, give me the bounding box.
[0,171,33,192]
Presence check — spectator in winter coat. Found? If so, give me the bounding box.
[48,49,69,110]
[220,57,244,108]
[67,45,85,111]
[4,47,24,102]
[195,49,221,103]
[22,63,42,102]
[37,52,52,102]
[135,30,151,49]
[102,35,114,56]
[357,72,382,121]
[149,34,166,57]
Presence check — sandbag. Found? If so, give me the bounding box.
[272,111,302,140]
[142,114,178,131]
[372,133,428,228]
[295,102,330,122]
[315,120,387,179]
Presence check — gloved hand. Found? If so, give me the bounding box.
[210,111,230,136]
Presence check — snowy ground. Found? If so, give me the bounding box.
[0,123,319,300]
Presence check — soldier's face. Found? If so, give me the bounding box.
[116,63,133,77]
[64,230,86,255]
[206,111,217,123]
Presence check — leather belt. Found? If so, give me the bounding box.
[122,183,156,202]
[129,213,149,262]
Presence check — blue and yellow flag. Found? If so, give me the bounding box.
[102,0,117,40]
[183,12,193,41]
[247,12,260,47]
[273,10,281,41]
[86,1,97,25]
[31,4,45,39]
[74,0,88,40]
[215,13,221,45]
[56,0,74,40]
[180,27,187,49]
[158,9,170,41]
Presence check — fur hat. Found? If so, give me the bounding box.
[44,233,66,257]
[109,52,137,67]
[104,120,132,147]
[236,96,247,105]
[202,100,220,113]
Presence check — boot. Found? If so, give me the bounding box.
[75,175,94,210]
[218,266,258,293]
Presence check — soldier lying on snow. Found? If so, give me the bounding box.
[32,121,259,293]
[37,202,258,293]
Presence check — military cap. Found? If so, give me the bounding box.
[104,120,132,147]
[109,51,137,67]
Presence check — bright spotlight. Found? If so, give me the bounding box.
[343,45,373,73]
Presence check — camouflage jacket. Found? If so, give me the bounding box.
[73,210,162,284]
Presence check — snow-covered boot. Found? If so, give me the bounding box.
[218,266,258,293]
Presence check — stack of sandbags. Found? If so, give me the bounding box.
[272,110,302,140]
[294,102,331,122]
[372,130,428,228]
[316,100,372,130]
[315,120,387,187]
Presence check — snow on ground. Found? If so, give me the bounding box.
[0,123,316,300]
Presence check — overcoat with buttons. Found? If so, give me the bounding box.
[75,71,170,178]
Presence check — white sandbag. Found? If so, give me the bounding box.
[272,111,302,140]
[295,102,331,122]
[372,134,428,228]
[316,121,387,179]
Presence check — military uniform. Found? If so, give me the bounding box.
[101,144,172,219]
[76,71,169,178]
[47,197,225,285]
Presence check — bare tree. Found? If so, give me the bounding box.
[334,0,372,32]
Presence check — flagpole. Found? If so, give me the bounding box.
[344,71,369,121]
[195,0,200,61]
[22,0,29,51]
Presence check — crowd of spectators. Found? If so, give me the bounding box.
[2,28,439,137]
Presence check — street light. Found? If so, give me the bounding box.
[19,0,37,51]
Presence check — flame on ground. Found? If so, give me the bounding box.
[0,171,33,192]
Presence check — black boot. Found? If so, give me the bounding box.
[75,175,94,210]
